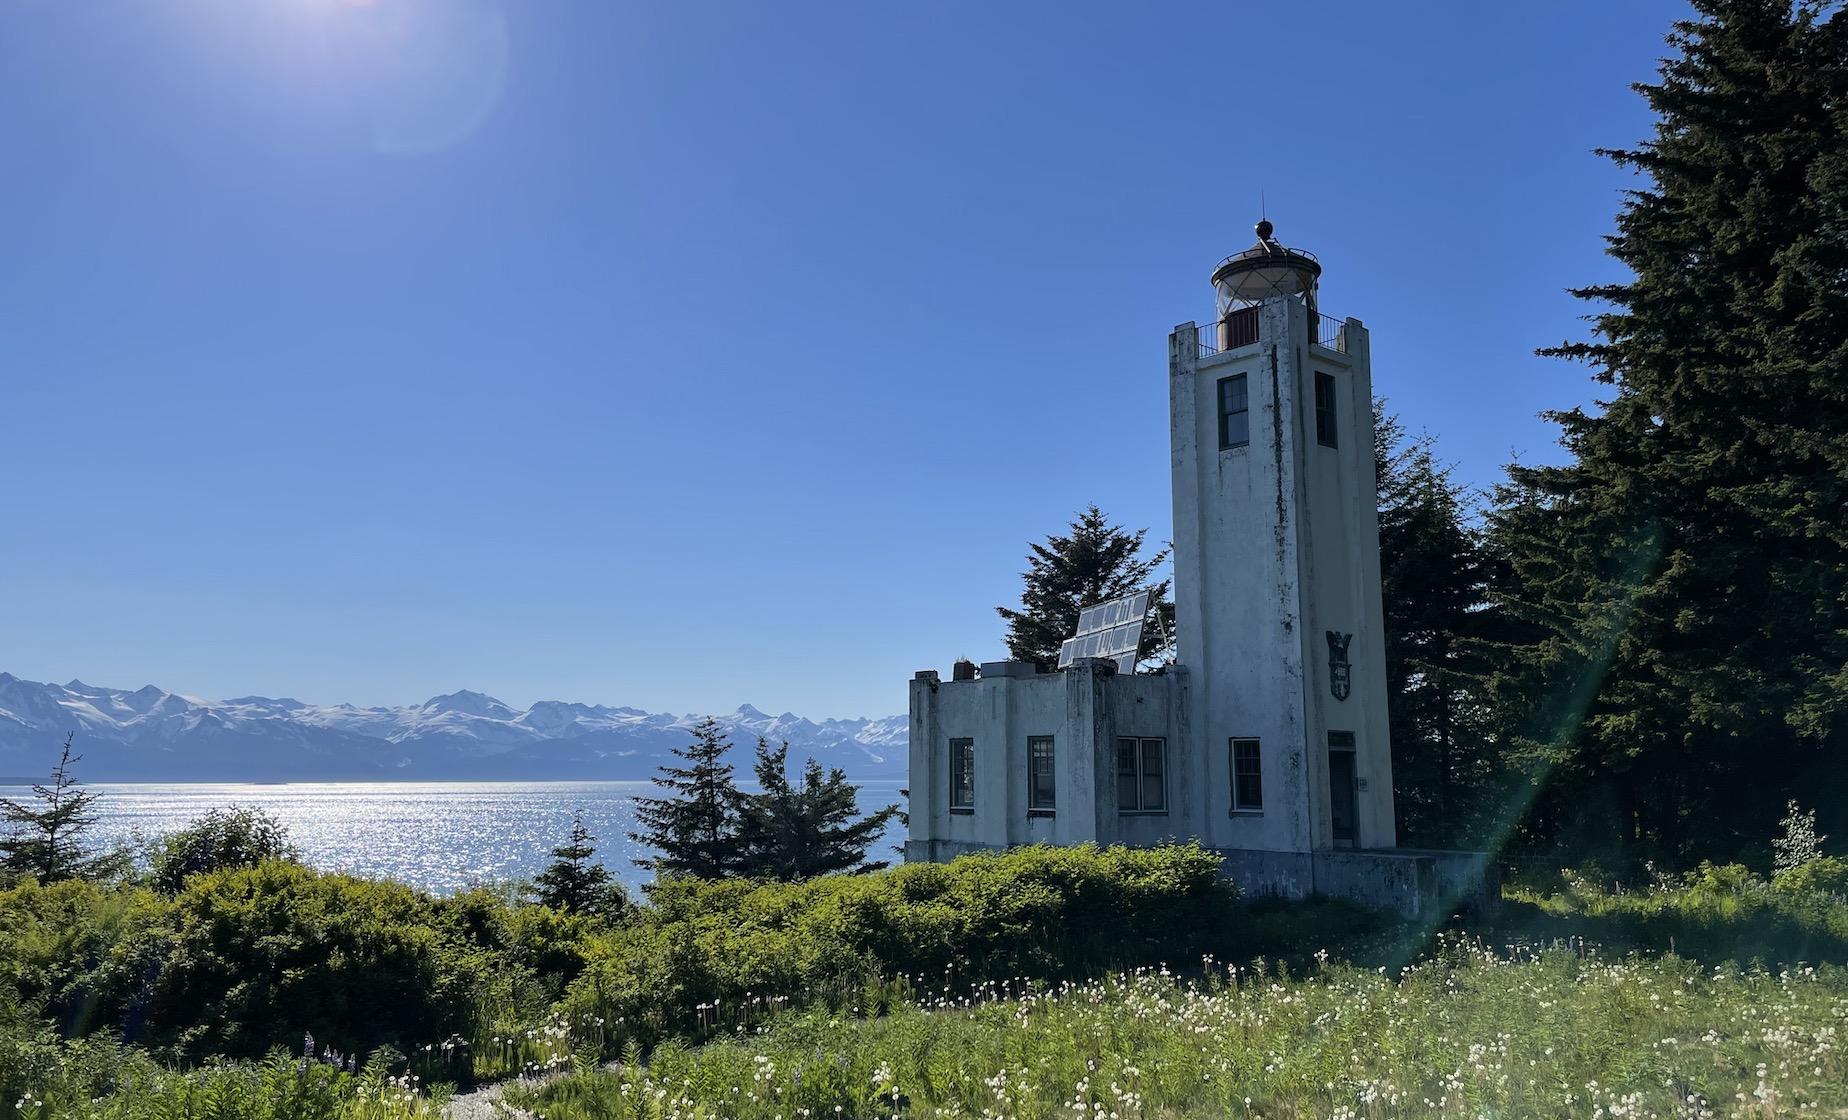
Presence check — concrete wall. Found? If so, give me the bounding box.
[1168,295,1395,855]
[1291,312,1397,849]
[1219,847,1498,919]
[907,661,1192,853]
[1169,312,1313,855]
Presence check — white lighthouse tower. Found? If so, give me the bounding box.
[1169,220,1398,859]
[902,220,1491,915]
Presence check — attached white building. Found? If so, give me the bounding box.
[904,224,1490,916]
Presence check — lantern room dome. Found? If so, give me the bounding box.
[1210,220,1322,316]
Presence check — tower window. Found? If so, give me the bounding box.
[1231,738,1263,812]
[1218,374,1249,449]
[949,737,975,811]
[1314,372,1338,448]
[1116,736,1167,813]
[1028,735,1055,813]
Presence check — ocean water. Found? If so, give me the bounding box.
[0,781,909,894]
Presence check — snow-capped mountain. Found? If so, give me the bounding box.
[0,673,907,782]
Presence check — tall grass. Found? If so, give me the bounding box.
[512,941,1848,1119]
[7,1051,452,1120]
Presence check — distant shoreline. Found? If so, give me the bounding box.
[0,776,908,787]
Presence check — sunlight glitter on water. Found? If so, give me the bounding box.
[0,781,908,894]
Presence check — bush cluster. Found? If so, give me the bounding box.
[0,863,603,1067]
[560,842,1247,1049]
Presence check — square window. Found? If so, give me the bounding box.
[1231,738,1263,812]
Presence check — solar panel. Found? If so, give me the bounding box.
[1055,589,1152,673]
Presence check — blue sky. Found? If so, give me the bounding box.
[0,0,1683,719]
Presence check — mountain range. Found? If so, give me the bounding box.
[0,673,907,782]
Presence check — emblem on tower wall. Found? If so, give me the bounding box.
[1326,631,1353,701]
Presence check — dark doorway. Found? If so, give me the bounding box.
[1328,742,1357,847]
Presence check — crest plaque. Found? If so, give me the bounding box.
[1326,630,1353,701]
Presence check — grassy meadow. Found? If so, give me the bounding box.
[511,945,1848,1120]
[7,845,1848,1118]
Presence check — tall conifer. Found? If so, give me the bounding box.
[629,717,740,879]
[1488,0,1848,865]
[732,739,901,880]
[0,733,115,884]
[533,811,628,918]
[1374,407,1499,847]
[997,505,1176,668]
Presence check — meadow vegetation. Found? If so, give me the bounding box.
[0,841,1344,1118]
[7,835,1848,1118]
[513,945,1848,1120]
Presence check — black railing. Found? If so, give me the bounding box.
[1312,311,1347,352]
[1186,303,1347,358]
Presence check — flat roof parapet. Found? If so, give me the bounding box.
[978,661,1041,679]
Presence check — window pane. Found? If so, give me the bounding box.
[1224,409,1249,447]
[1221,375,1247,412]
[1219,374,1250,449]
[1139,737,1165,811]
[950,738,974,808]
[1116,738,1139,810]
[1315,372,1337,448]
[1029,736,1055,810]
[1232,738,1263,810]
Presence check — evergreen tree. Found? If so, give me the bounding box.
[532,810,629,918]
[0,733,117,883]
[732,739,902,881]
[997,505,1176,668]
[1373,405,1500,847]
[629,717,740,878]
[1486,0,1848,867]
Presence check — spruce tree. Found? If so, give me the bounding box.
[532,810,627,918]
[1487,0,1848,866]
[732,739,902,880]
[1374,406,1499,848]
[629,717,740,878]
[996,505,1176,668]
[0,733,116,884]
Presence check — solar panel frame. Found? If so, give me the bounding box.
[1053,589,1153,673]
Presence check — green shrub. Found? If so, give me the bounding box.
[147,807,296,894]
[115,861,497,1061]
[0,877,160,1037]
[0,1004,158,1120]
[1773,855,1848,897]
[1499,861,1848,963]
[562,842,1241,1053]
